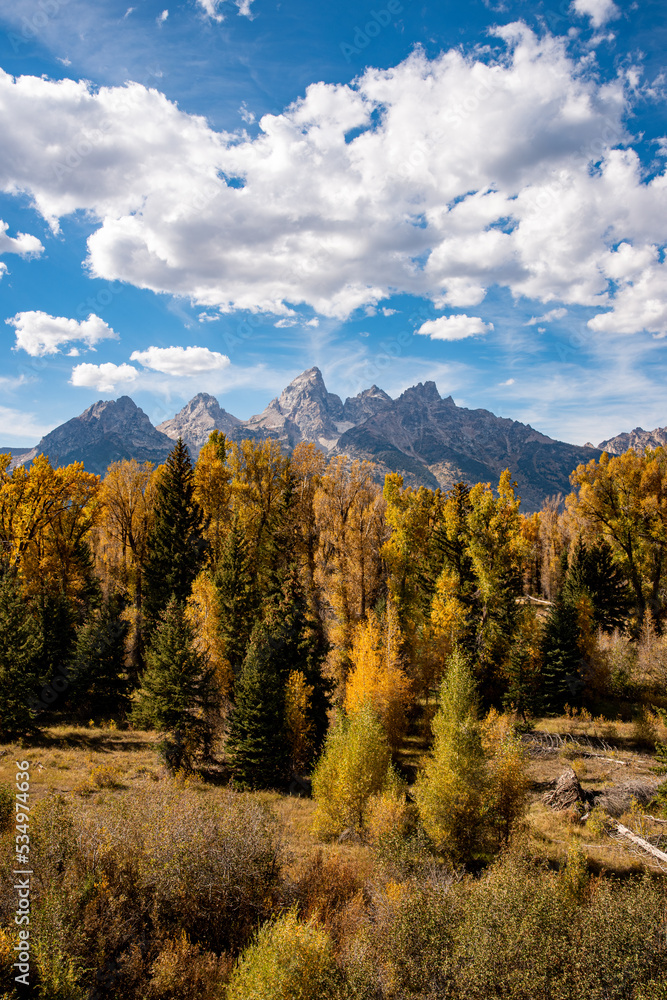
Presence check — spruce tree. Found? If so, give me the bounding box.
[226,561,331,789]
[0,570,42,739]
[37,591,77,685]
[70,595,129,720]
[133,597,214,769]
[226,639,288,789]
[539,598,583,713]
[143,439,205,629]
[215,516,257,680]
[564,538,630,632]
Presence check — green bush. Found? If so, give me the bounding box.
[227,909,341,1000]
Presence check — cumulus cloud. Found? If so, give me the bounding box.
[0,220,43,260]
[416,315,493,341]
[499,377,516,385]
[70,362,139,393]
[7,311,118,357]
[1,28,666,333]
[157,9,168,24]
[571,0,620,29]
[129,345,230,375]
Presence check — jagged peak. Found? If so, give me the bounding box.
[398,381,441,403]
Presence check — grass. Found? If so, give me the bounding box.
[0,709,665,882]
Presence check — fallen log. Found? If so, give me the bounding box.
[614,822,667,865]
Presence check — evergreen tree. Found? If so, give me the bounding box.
[0,570,42,739]
[133,597,214,769]
[70,594,129,719]
[539,598,583,713]
[215,516,257,680]
[143,439,205,629]
[226,637,289,789]
[414,648,487,863]
[37,591,77,685]
[260,562,330,751]
[564,538,630,632]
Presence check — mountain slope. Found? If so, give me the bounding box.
[157,392,241,457]
[334,382,600,510]
[598,425,667,455]
[14,396,174,476]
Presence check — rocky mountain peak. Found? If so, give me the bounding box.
[15,395,173,475]
[397,381,442,405]
[157,393,240,458]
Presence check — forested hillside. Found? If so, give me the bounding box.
[1,437,667,998]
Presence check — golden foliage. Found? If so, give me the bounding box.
[345,602,412,745]
[285,670,315,772]
[185,571,232,701]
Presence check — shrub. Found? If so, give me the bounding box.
[226,909,341,1000]
[481,710,529,846]
[146,932,231,999]
[311,703,399,840]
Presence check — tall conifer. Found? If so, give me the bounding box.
[0,570,42,739]
[143,439,204,629]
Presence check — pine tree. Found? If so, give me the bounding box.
[37,591,77,685]
[143,439,205,629]
[215,516,257,680]
[70,594,129,720]
[564,538,630,632]
[414,648,487,863]
[539,598,583,713]
[260,561,330,752]
[226,638,289,789]
[133,597,214,769]
[0,570,42,739]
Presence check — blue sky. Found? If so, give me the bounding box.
[0,0,666,446]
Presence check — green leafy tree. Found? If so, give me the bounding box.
[0,570,42,738]
[311,702,398,839]
[143,439,204,629]
[133,597,214,769]
[414,648,487,863]
[539,598,583,713]
[69,594,129,719]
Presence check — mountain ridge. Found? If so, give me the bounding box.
[7,368,661,511]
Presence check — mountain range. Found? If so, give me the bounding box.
[4,367,664,512]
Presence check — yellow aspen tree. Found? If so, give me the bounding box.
[285,670,315,773]
[345,602,411,746]
[194,430,232,569]
[481,708,529,845]
[185,571,232,701]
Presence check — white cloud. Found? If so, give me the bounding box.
[274,318,297,328]
[306,318,320,327]
[6,311,118,357]
[0,406,53,444]
[157,9,168,24]
[239,102,255,124]
[129,345,230,375]
[381,308,398,316]
[70,362,139,393]
[0,220,43,259]
[198,0,255,21]
[416,315,493,341]
[0,263,6,280]
[525,307,567,325]
[571,0,620,29]
[499,377,515,385]
[2,28,667,333]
